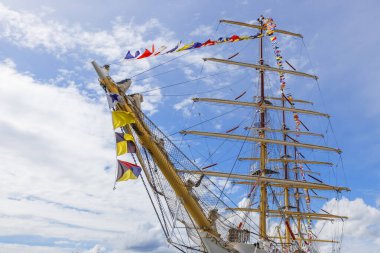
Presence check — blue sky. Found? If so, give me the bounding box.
[0,0,379,252]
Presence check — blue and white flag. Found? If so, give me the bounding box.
[107,93,124,109]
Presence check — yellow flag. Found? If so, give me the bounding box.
[112,111,135,129]
[177,42,194,52]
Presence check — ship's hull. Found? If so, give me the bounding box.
[200,233,268,253]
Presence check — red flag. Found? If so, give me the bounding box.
[201,39,216,47]
[137,44,155,59]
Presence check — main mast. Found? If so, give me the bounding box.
[258,18,268,239]
[282,94,291,244]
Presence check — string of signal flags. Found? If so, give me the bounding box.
[123,33,262,60]
[106,93,142,184]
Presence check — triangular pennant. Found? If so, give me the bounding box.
[201,39,216,47]
[189,42,202,49]
[137,44,155,59]
[229,35,240,42]
[154,45,168,56]
[177,42,194,52]
[165,41,181,54]
[124,51,135,60]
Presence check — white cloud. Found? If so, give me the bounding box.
[0,59,170,252]
[0,243,72,253]
[0,2,171,115]
[173,97,193,110]
[128,81,163,115]
[315,197,380,253]
[0,3,175,62]
[173,97,194,117]
[190,24,214,37]
[85,244,106,253]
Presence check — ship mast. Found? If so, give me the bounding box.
[282,94,291,244]
[258,18,268,239]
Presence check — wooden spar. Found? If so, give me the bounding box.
[281,167,321,176]
[308,195,329,200]
[258,23,268,239]
[255,167,320,176]
[91,61,217,236]
[176,170,350,191]
[281,85,291,244]
[203,58,318,80]
[235,181,350,192]
[268,236,340,243]
[245,127,324,138]
[180,130,342,153]
[253,96,313,105]
[269,192,329,201]
[219,19,303,38]
[226,208,348,220]
[193,97,329,118]
[238,157,333,166]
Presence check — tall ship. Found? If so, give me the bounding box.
[92,16,349,253]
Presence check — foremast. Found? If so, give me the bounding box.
[91,62,219,238]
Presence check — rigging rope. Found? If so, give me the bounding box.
[137,70,236,94]
[129,51,192,79]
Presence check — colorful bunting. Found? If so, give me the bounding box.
[262,16,305,135]
[154,45,168,56]
[116,160,142,181]
[103,90,141,185]
[124,51,134,60]
[262,17,286,91]
[125,50,141,60]
[165,41,181,53]
[123,33,260,61]
[229,35,240,42]
[177,42,195,52]
[202,39,215,47]
[111,111,135,129]
[137,44,155,59]
[189,42,203,49]
[115,132,137,156]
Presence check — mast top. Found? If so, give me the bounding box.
[220,19,303,38]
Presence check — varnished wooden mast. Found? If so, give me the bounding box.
[294,147,302,245]
[258,19,268,239]
[282,95,291,244]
